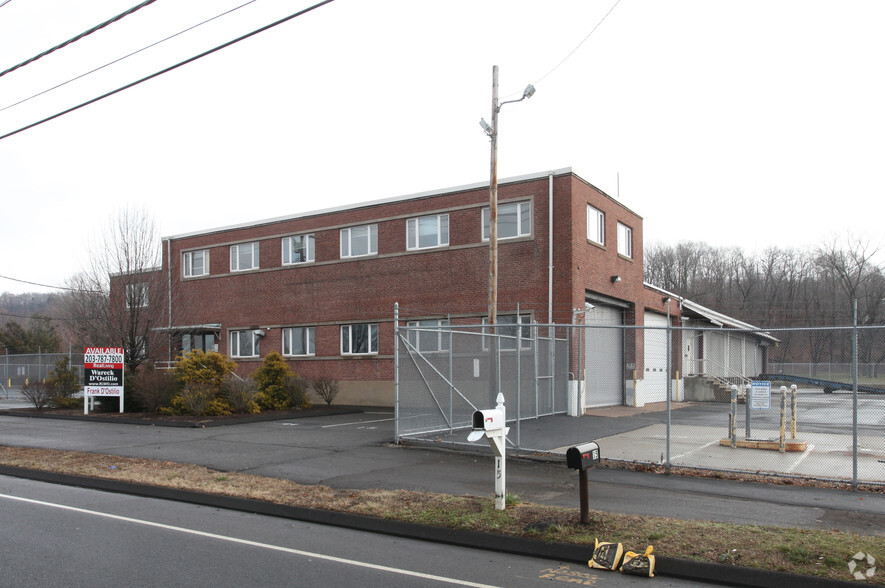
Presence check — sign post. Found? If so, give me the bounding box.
[83,347,124,414]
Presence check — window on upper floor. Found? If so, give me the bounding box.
[126,283,148,309]
[405,319,450,352]
[230,329,260,358]
[617,222,633,258]
[183,249,209,277]
[587,205,605,245]
[340,224,378,258]
[341,323,378,355]
[282,234,315,265]
[230,242,259,271]
[482,201,531,241]
[483,314,532,350]
[407,214,449,250]
[283,326,315,356]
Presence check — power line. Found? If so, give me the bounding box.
[0,274,103,294]
[500,0,622,100]
[0,0,159,80]
[0,0,260,115]
[0,0,336,142]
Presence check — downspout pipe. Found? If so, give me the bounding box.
[548,173,554,325]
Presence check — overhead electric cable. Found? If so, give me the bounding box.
[0,0,159,80]
[0,0,336,142]
[499,0,622,100]
[0,274,103,294]
[0,0,260,114]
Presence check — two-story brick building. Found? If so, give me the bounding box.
[145,167,681,407]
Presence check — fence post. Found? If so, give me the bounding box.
[448,314,454,434]
[745,383,752,440]
[779,386,787,453]
[730,384,737,448]
[394,302,400,443]
[790,384,797,439]
[852,299,859,490]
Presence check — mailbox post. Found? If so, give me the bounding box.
[467,393,509,510]
[566,442,601,524]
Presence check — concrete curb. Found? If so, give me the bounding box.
[0,406,364,427]
[0,465,859,588]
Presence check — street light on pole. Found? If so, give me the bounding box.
[479,65,535,328]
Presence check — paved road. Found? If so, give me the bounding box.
[0,406,883,538]
[1,475,708,587]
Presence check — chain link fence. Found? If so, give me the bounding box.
[0,351,85,398]
[395,319,571,446]
[396,321,885,487]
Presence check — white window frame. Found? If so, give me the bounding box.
[482,201,531,241]
[483,314,532,351]
[230,329,260,358]
[282,326,315,357]
[341,323,378,355]
[183,249,209,278]
[617,222,633,258]
[282,234,315,265]
[126,282,148,309]
[406,319,450,352]
[230,242,260,272]
[340,224,378,258]
[407,214,449,250]
[587,205,605,245]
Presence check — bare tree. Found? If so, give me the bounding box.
[58,206,167,372]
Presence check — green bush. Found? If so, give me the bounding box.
[177,382,216,416]
[174,350,236,392]
[132,367,177,413]
[254,351,300,411]
[47,357,81,400]
[223,375,260,414]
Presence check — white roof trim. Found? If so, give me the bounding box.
[163,167,574,241]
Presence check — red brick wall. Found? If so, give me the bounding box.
[146,171,674,393]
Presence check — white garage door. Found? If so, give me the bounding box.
[584,305,623,407]
[643,311,668,403]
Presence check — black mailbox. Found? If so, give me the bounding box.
[566,442,601,470]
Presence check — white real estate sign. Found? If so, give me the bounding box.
[83,346,124,414]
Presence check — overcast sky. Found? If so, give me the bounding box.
[1,0,883,296]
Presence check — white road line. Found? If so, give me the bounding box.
[321,417,395,428]
[787,444,816,474]
[670,439,720,463]
[1,493,498,588]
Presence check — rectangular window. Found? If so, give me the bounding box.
[282,326,315,356]
[126,283,148,309]
[341,323,378,355]
[406,319,450,352]
[282,234,315,265]
[230,242,259,271]
[407,214,449,250]
[340,224,378,258]
[587,205,605,245]
[183,249,209,277]
[230,329,260,358]
[617,222,633,258]
[183,333,216,353]
[482,201,531,241]
[483,314,532,350]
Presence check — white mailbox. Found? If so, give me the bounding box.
[466,393,510,510]
[473,409,504,432]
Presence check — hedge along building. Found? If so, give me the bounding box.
[140,168,686,407]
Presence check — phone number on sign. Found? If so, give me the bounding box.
[85,354,123,364]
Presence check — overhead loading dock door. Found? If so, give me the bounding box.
[584,305,623,407]
[643,311,668,403]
